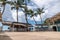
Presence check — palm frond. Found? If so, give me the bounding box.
[37,7,45,15]
[2,0,6,5]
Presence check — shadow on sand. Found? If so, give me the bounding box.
[0,32,12,40]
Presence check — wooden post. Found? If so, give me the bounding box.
[56,24,58,32]
[9,25,12,32]
[10,23,14,32]
[12,24,14,32]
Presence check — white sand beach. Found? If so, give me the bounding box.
[0,32,60,40]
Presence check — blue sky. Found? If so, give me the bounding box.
[0,0,60,30]
[2,0,60,22]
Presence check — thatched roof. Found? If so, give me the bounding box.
[12,22,32,27]
[2,21,32,27]
[45,12,60,24]
[2,21,12,26]
[50,12,60,21]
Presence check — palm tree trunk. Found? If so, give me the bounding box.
[39,15,43,27]
[16,9,18,22]
[2,5,5,32]
[2,5,5,14]
[24,1,29,31]
[33,17,37,25]
[25,14,29,31]
[16,8,18,31]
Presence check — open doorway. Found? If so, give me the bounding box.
[53,26,57,31]
[14,25,28,32]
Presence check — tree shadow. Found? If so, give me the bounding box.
[0,34,12,40]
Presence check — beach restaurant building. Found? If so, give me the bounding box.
[46,12,60,31]
[0,9,32,32]
[2,21,32,32]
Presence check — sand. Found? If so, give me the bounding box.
[0,32,60,40]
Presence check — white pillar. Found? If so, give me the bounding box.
[56,25,58,32]
[2,24,3,32]
[12,25,14,32]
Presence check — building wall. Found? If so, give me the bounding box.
[28,27,35,31]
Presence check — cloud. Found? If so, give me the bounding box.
[2,4,26,23]
[18,11,26,23]
[2,4,14,22]
[30,0,60,21]
[2,0,60,24]
[45,0,60,18]
[32,0,53,8]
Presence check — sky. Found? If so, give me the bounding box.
[31,0,60,20]
[2,0,60,22]
[0,0,60,30]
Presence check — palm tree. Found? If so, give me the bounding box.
[22,4,29,31]
[0,0,25,31]
[0,0,6,31]
[27,9,37,25]
[36,7,44,27]
[12,0,24,22]
[15,1,20,22]
[1,0,14,27]
[10,0,24,31]
[1,0,6,14]
[21,0,30,28]
[18,0,31,31]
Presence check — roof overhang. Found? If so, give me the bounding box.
[2,21,12,25]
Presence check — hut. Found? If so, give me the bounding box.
[46,12,60,25]
[45,12,60,31]
[11,22,32,32]
[0,8,32,32]
[2,21,32,32]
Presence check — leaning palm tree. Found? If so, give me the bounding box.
[1,0,15,31]
[27,9,37,25]
[0,0,25,31]
[1,0,6,14]
[21,4,29,31]
[0,0,6,31]
[11,0,30,31]
[36,7,45,27]
[21,0,31,28]
[11,0,31,31]
[24,6,29,27]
